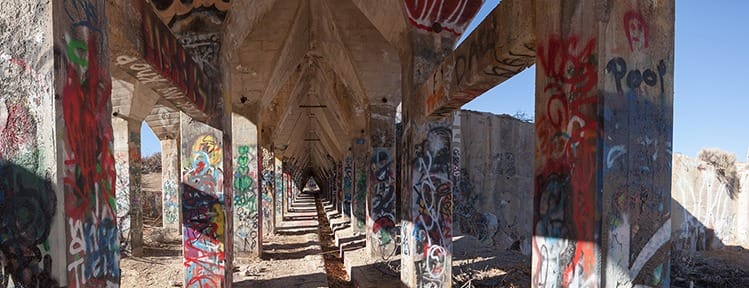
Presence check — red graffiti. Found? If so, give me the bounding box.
[624,10,648,52]
[0,102,35,158]
[534,35,599,287]
[404,0,484,35]
[62,35,116,221]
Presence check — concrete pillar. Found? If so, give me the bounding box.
[343,153,354,222]
[532,1,674,287]
[161,138,181,237]
[337,161,344,213]
[366,105,397,259]
[261,146,275,236]
[180,115,226,287]
[231,114,260,256]
[1,1,119,286]
[275,158,283,227]
[113,118,144,256]
[352,138,368,234]
[400,118,454,288]
[256,143,265,257]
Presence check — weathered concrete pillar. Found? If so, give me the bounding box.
[343,152,354,222]
[1,1,119,286]
[532,1,674,287]
[180,115,226,287]
[366,105,397,259]
[255,142,265,257]
[161,137,182,237]
[113,118,144,256]
[275,158,283,228]
[352,138,368,234]
[337,161,344,213]
[261,146,275,236]
[231,114,260,256]
[400,118,454,288]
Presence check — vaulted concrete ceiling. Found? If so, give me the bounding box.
[227,0,402,174]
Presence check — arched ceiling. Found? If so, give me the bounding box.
[129,0,484,180]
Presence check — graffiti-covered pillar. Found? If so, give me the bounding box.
[532,1,674,287]
[260,146,275,236]
[161,137,181,237]
[113,118,144,256]
[180,115,226,287]
[232,114,260,257]
[343,151,354,222]
[352,138,368,234]
[366,104,397,259]
[1,0,119,286]
[275,158,283,228]
[400,118,454,288]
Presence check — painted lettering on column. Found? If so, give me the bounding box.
[261,148,274,236]
[115,151,131,252]
[233,145,259,252]
[182,134,225,287]
[603,10,672,287]
[403,0,485,35]
[354,140,367,231]
[369,148,397,257]
[411,126,452,287]
[61,0,120,286]
[533,35,598,288]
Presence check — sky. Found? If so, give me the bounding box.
[142,0,749,160]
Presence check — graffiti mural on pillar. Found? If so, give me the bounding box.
[369,148,397,257]
[403,0,485,35]
[353,140,368,231]
[163,141,180,227]
[233,145,258,252]
[261,148,274,236]
[343,156,353,219]
[411,126,453,287]
[182,132,225,287]
[533,33,599,288]
[114,152,131,252]
[59,0,121,286]
[603,9,672,287]
[275,159,283,222]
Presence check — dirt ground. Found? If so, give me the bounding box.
[122,173,749,287]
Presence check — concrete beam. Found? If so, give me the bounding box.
[109,0,221,125]
[420,0,535,118]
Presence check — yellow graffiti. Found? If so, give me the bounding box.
[192,135,222,166]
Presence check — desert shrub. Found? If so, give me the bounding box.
[698,148,740,199]
[142,152,162,174]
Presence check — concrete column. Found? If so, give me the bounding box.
[337,161,344,213]
[532,1,674,287]
[180,115,226,287]
[256,143,265,257]
[261,146,275,236]
[161,138,181,237]
[1,1,118,286]
[400,118,454,288]
[366,105,397,259]
[275,158,283,228]
[231,114,260,256]
[113,118,144,256]
[352,138,368,234]
[343,152,354,222]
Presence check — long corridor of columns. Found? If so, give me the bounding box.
[0,0,674,287]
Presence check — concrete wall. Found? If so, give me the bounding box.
[454,111,534,254]
[672,154,749,251]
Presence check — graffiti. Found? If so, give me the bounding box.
[61,1,120,286]
[150,0,231,23]
[114,153,131,251]
[354,154,367,231]
[275,159,283,222]
[0,164,61,287]
[403,0,484,35]
[163,179,179,224]
[453,169,499,246]
[233,145,258,252]
[411,126,453,287]
[163,141,181,227]
[261,148,274,236]
[533,34,599,288]
[343,156,353,219]
[178,33,221,72]
[601,10,672,287]
[369,148,397,257]
[182,132,224,287]
[492,152,516,177]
